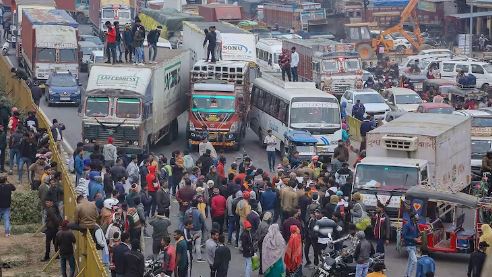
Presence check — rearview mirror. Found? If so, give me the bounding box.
[347,99,352,103]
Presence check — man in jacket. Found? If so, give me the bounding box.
[55,220,76,277]
[213,234,231,276]
[416,248,435,277]
[205,229,219,276]
[29,157,47,189]
[354,231,375,277]
[123,23,133,63]
[133,24,145,65]
[186,201,206,262]
[352,99,366,121]
[105,21,116,64]
[0,125,6,172]
[18,132,36,184]
[468,241,488,277]
[103,137,117,168]
[373,202,390,254]
[156,182,170,217]
[50,119,65,151]
[114,21,123,63]
[279,49,291,81]
[8,126,22,175]
[42,198,61,261]
[113,232,131,277]
[210,187,226,233]
[236,191,251,236]
[203,26,217,62]
[174,229,189,277]
[0,175,15,236]
[241,220,255,277]
[73,194,98,232]
[402,213,420,277]
[122,239,145,276]
[147,25,162,62]
[149,210,171,257]
[146,165,159,216]
[197,148,214,176]
[280,181,298,222]
[126,155,139,184]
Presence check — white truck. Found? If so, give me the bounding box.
[182,21,256,63]
[89,0,133,37]
[353,113,471,224]
[81,49,191,154]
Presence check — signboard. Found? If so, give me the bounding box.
[87,66,152,94]
[418,1,437,12]
[458,34,472,56]
[221,33,256,62]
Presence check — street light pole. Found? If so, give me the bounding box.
[470,1,473,35]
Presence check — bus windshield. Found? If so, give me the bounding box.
[290,100,340,129]
[85,97,109,117]
[355,164,419,190]
[192,95,235,113]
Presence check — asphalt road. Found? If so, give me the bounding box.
[8,24,470,276]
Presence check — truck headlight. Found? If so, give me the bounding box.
[189,121,195,131]
[133,141,139,146]
[230,122,238,133]
[84,139,89,143]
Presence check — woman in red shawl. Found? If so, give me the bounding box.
[285,225,302,276]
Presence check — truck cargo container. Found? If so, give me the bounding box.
[282,38,363,96]
[198,4,243,23]
[353,113,471,225]
[89,0,133,37]
[82,49,191,154]
[183,21,256,63]
[55,0,88,23]
[20,9,79,81]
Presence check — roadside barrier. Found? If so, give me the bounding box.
[0,56,108,277]
[347,115,362,141]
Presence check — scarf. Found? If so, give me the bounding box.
[285,225,302,272]
[262,224,286,273]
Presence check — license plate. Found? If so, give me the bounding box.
[60,97,70,101]
[208,133,217,140]
[414,83,423,91]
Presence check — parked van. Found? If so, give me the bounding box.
[435,59,492,89]
[256,38,282,72]
[399,54,458,72]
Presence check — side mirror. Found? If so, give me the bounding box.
[347,99,353,104]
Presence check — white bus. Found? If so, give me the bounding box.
[256,38,282,72]
[250,73,342,160]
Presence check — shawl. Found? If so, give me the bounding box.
[480,224,492,255]
[284,225,302,272]
[262,224,286,272]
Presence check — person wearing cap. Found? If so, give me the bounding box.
[29,153,46,188]
[373,201,390,254]
[241,219,255,277]
[308,155,322,178]
[402,213,420,277]
[468,241,488,277]
[199,136,218,159]
[264,129,277,172]
[236,190,252,235]
[55,220,76,277]
[353,231,375,277]
[147,25,162,63]
[103,137,117,168]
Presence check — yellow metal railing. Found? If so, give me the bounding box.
[0,56,108,277]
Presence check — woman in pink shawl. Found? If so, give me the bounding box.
[262,223,286,276]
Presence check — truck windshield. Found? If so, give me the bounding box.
[355,164,419,190]
[102,9,115,18]
[37,48,56,62]
[472,140,492,159]
[116,98,141,118]
[60,49,77,63]
[345,59,361,71]
[472,117,492,127]
[118,10,131,19]
[86,97,109,117]
[290,100,340,129]
[191,95,235,113]
[322,60,338,73]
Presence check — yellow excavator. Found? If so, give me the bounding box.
[344,0,425,59]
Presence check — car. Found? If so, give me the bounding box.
[418,48,454,56]
[382,87,422,112]
[45,72,81,106]
[79,41,103,73]
[416,102,455,114]
[341,88,391,119]
[370,31,412,52]
[79,34,103,46]
[88,50,105,73]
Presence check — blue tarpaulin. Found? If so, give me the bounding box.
[373,0,409,7]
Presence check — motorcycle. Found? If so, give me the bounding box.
[312,251,385,277]
[144,258,169,277]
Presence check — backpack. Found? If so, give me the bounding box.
[232,197,242,216]
[93,225,107,250]
[185,207,202,230]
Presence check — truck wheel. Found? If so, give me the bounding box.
[482,83,489,91]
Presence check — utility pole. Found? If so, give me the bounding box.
[470,0,474,35]
[363,0,370,22]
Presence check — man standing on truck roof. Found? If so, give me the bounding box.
[279,49,291,82]
[123,24,134,63]
[114,21,123,63]
[203,26,217,63]
[105,21,116,64]
[215,28,222,61]
[147,26,162,63]
[290,47,299,82]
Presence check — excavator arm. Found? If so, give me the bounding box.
[374,0,425,51]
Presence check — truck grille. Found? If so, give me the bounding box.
[84,125,140,145]
[382,135,418,151]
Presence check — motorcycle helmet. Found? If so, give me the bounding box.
[103,198,119,210]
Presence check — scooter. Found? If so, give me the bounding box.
[2,39,10,56]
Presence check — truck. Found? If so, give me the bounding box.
[186,60,251,150]
[55,0,89,23]
[20,9,79,81]
[282,38,364,97]
[89,0,133,37]
[12,0,55,63]
[182,21,256,63]
[198,4,243,23]
[82,49,191,154]
[353,113,471,226]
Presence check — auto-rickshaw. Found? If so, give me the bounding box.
[283,130,318,161]
[444,86,487,109]
[401,71,427,92]
[422,78,456,94]
[398,186,492,254]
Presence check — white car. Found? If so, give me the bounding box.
[418,48,454,56]
[382,87,422,112]
[341,88,391,119]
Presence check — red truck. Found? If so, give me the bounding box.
[21,9,80,81]
[198,4,243,23]
[54,0,89,23]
